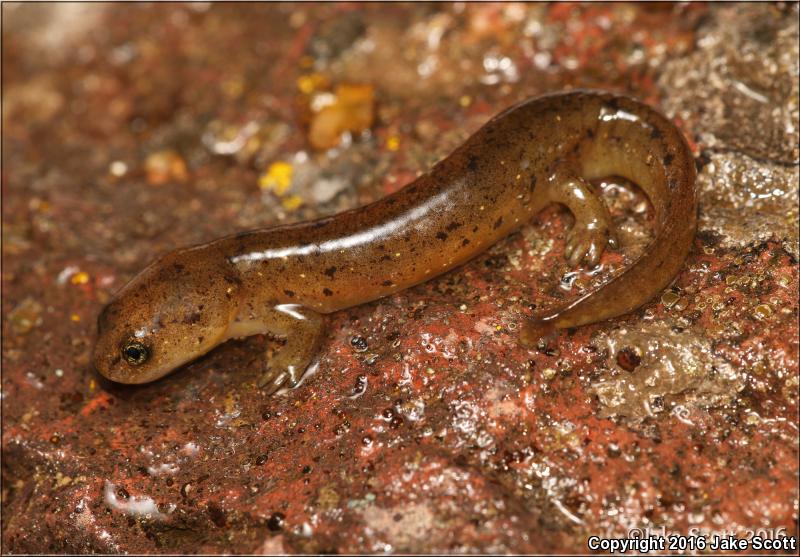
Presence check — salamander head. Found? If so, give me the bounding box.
[93,249,241,384]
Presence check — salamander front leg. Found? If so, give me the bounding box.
[545,172,617,267]
[257,304,325,394]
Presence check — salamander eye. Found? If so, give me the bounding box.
[121,340,150,366]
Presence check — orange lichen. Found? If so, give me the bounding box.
[308,84,375,150]
[144,149,189,185]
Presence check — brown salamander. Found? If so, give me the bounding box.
[93,90,696,391]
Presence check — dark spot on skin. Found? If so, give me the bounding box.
[446,221,461,232]
[435,232,448,241]
[467,155,478,172]
[472,226,478,233]
[284,289,295,298]
[197,336,204,343]
[493,217,503,230]
[462,238,470,246]
[382,280,393,287]
[380,255,391,261]
[650,126,663,140]
[223,273,242,286]
[663,153,674,166]
[323,288,333,296]
[586,128,595,138]
[324,266,337,279]
[184,311,202,325]
[173,263,185,272]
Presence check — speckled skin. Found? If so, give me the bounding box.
[93,91,696,390]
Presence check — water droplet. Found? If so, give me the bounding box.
[754,304,772,320]
[267,512,285,531]
[616,347,642,372]
[661,291,680,308]
[350,335,368,352]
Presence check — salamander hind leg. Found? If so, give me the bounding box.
[519,168,619,349]
[544,168,617,268]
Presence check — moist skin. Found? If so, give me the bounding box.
[93,90,697,391]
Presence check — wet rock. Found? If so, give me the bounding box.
[696,152,799,257]
[6,298,44,335]
[307,12,366,63]
[590,321,745,420]
[1,3,796,554]
[659,3,799,163]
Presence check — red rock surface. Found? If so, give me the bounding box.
[2,3,798,554]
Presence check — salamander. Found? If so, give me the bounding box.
[93,90,696,391]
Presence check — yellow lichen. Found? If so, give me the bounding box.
[297,73,328,95]
[258,161,293,195]
[70,271,90,285]
[281,195,304,211]
[386,135,400,151]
